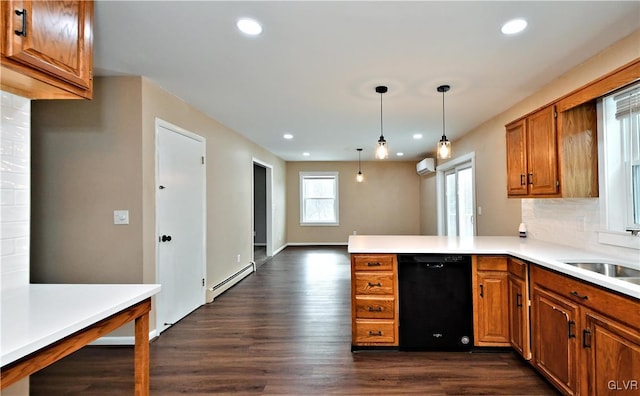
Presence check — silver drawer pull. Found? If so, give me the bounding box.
[367,306,383,312]
[367,282,382,287]
[368,330,383,336]
[367,262,381,267]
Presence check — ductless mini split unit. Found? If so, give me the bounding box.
[416,158,435,175]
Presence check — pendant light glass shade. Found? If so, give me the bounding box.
[356,148,364,182]
[437,85,452,159]
[437,137,451,159]
[375,136,388,160]
[375,86,389,159]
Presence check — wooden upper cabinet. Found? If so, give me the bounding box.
[558,101,598,197]
[506,119,528,196]
[1,0,93,99]
[506,105,559,197]
[526,106,559,195]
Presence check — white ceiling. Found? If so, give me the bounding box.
[93,1,640,162]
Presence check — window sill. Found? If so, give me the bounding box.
[300,223,340,227]
[597,231,640,250]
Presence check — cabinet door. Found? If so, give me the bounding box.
[506,119,528,196]
[558,101,599,198]
[508,275,531,360]
[475,270,510,345]
[2,0,93,89]
[584,311,640,396]
[527,106,559,196]
[532,285,580,395]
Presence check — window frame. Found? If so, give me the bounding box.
[436,152,477,236]
[299,171,340,226]
[597,80,640,249]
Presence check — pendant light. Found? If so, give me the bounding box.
[356,148,364,182]
[437,84,452,159]
[375,85,389,159]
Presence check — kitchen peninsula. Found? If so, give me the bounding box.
[348,235,639,396]
[1,284,161,395]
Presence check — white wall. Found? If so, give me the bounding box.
[522,198,639,263]
[1,90,30,290]
[0,90,31,395]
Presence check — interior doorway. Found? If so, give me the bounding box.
[253,160,273,267]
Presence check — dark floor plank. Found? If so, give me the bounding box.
[30,246,558,395]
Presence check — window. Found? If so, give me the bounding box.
[300,172,339,225]
[601,81,640,233]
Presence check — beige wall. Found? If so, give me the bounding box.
[31,77,144,283]
[286,161,420,243]
[420,29,640,237]
[31,77,287,336]
[139,78,287,298]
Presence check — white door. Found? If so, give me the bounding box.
[156,121,206,334]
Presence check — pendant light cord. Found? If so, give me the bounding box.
[380,92,384,138]
[441,89,446,139]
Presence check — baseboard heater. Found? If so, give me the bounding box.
[209,262,255,301]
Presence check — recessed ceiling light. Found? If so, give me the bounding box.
[302,152,310,157]
[501,18,527,35]
[396,152,404,157]
[237,18,262,36]
[413,133,423,140]
[283,133,293,140]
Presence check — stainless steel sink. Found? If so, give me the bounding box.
[617,277,640,285]
[562,261,640,278]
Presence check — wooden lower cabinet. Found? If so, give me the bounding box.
[583,311,640,396]
[472,256,510,346]
[508,258,531,360]
[531,284,580,395]
[530,264,640,396]
[351,254,398,348]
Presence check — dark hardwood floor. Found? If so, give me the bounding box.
[30,246,559,395]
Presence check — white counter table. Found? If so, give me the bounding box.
[1,283,161,394]
[348,235,639,300]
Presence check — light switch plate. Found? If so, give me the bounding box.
[113,210,129,225]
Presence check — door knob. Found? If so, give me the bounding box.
[161,235,172,242]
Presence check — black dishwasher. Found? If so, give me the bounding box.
[398,254,473,351]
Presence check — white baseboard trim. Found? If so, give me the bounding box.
[209,263,254,302]
[286,242,348,246]
[89,329,159,346]
[272,244,287,256]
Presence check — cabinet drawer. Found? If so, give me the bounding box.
[477,255,508,271]
[354,296,395,319]
[353,254,395,271]
[530,265,640,329]
[508,257,527,279]
[354,272,395,295]
[353,319,396,344]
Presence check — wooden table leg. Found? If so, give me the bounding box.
[134,311,150,396]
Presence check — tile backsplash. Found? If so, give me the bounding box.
[1,90,30,289]
[521,198,639,263]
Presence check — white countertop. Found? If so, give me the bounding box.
[348,235,640,300]
[1,284,161,366]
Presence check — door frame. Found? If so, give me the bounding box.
[155,118,207,333]
[252,158,273,261]
[436,152,477,236]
